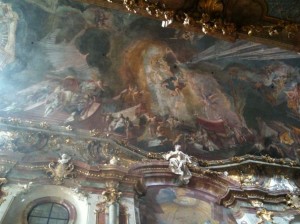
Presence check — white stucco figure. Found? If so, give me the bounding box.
[58,154,71,164]
[109,156,118,165]
[163,145,192,184]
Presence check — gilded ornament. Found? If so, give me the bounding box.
[242,23,299,38]
[95,181,122,213]
[268,27,279,36]
[289,160,298,166]
[123,0,137,13]
[90,129,101,137]
[46,154,76,185]
[222,190,287,208]
[256,208,273,224]
[286,194,300,209]
[102,187,122,204]
[250,200,263,208]
[75,0,297,38]
[65,138,72,144]
[240,174,256,186]
[202,169,221,176]
[262,155,276,163]
[231,156,244,163]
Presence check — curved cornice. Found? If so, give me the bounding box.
[1,117,299,169]
[1,156,299,205]
[0,118,300,206]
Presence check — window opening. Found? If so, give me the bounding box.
[27,202,69,224]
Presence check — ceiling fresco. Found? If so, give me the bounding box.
[0,0,300,163]
[1,1,300,224]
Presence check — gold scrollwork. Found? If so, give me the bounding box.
[46,154,76,185]
[286,194,300,209]
[95,181,122,213]
[102,187,122,205]
[256,208,274,224]
[242,23,299,39]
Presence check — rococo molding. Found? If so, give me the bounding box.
[1,117,299,169]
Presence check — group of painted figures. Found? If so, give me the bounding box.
[2,74,300,161]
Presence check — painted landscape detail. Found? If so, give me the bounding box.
[0,0,300,161]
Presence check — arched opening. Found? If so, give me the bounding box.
[27,202,69,224]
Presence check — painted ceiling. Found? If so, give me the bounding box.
[1,1,300,224]
[0,0,300,163]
